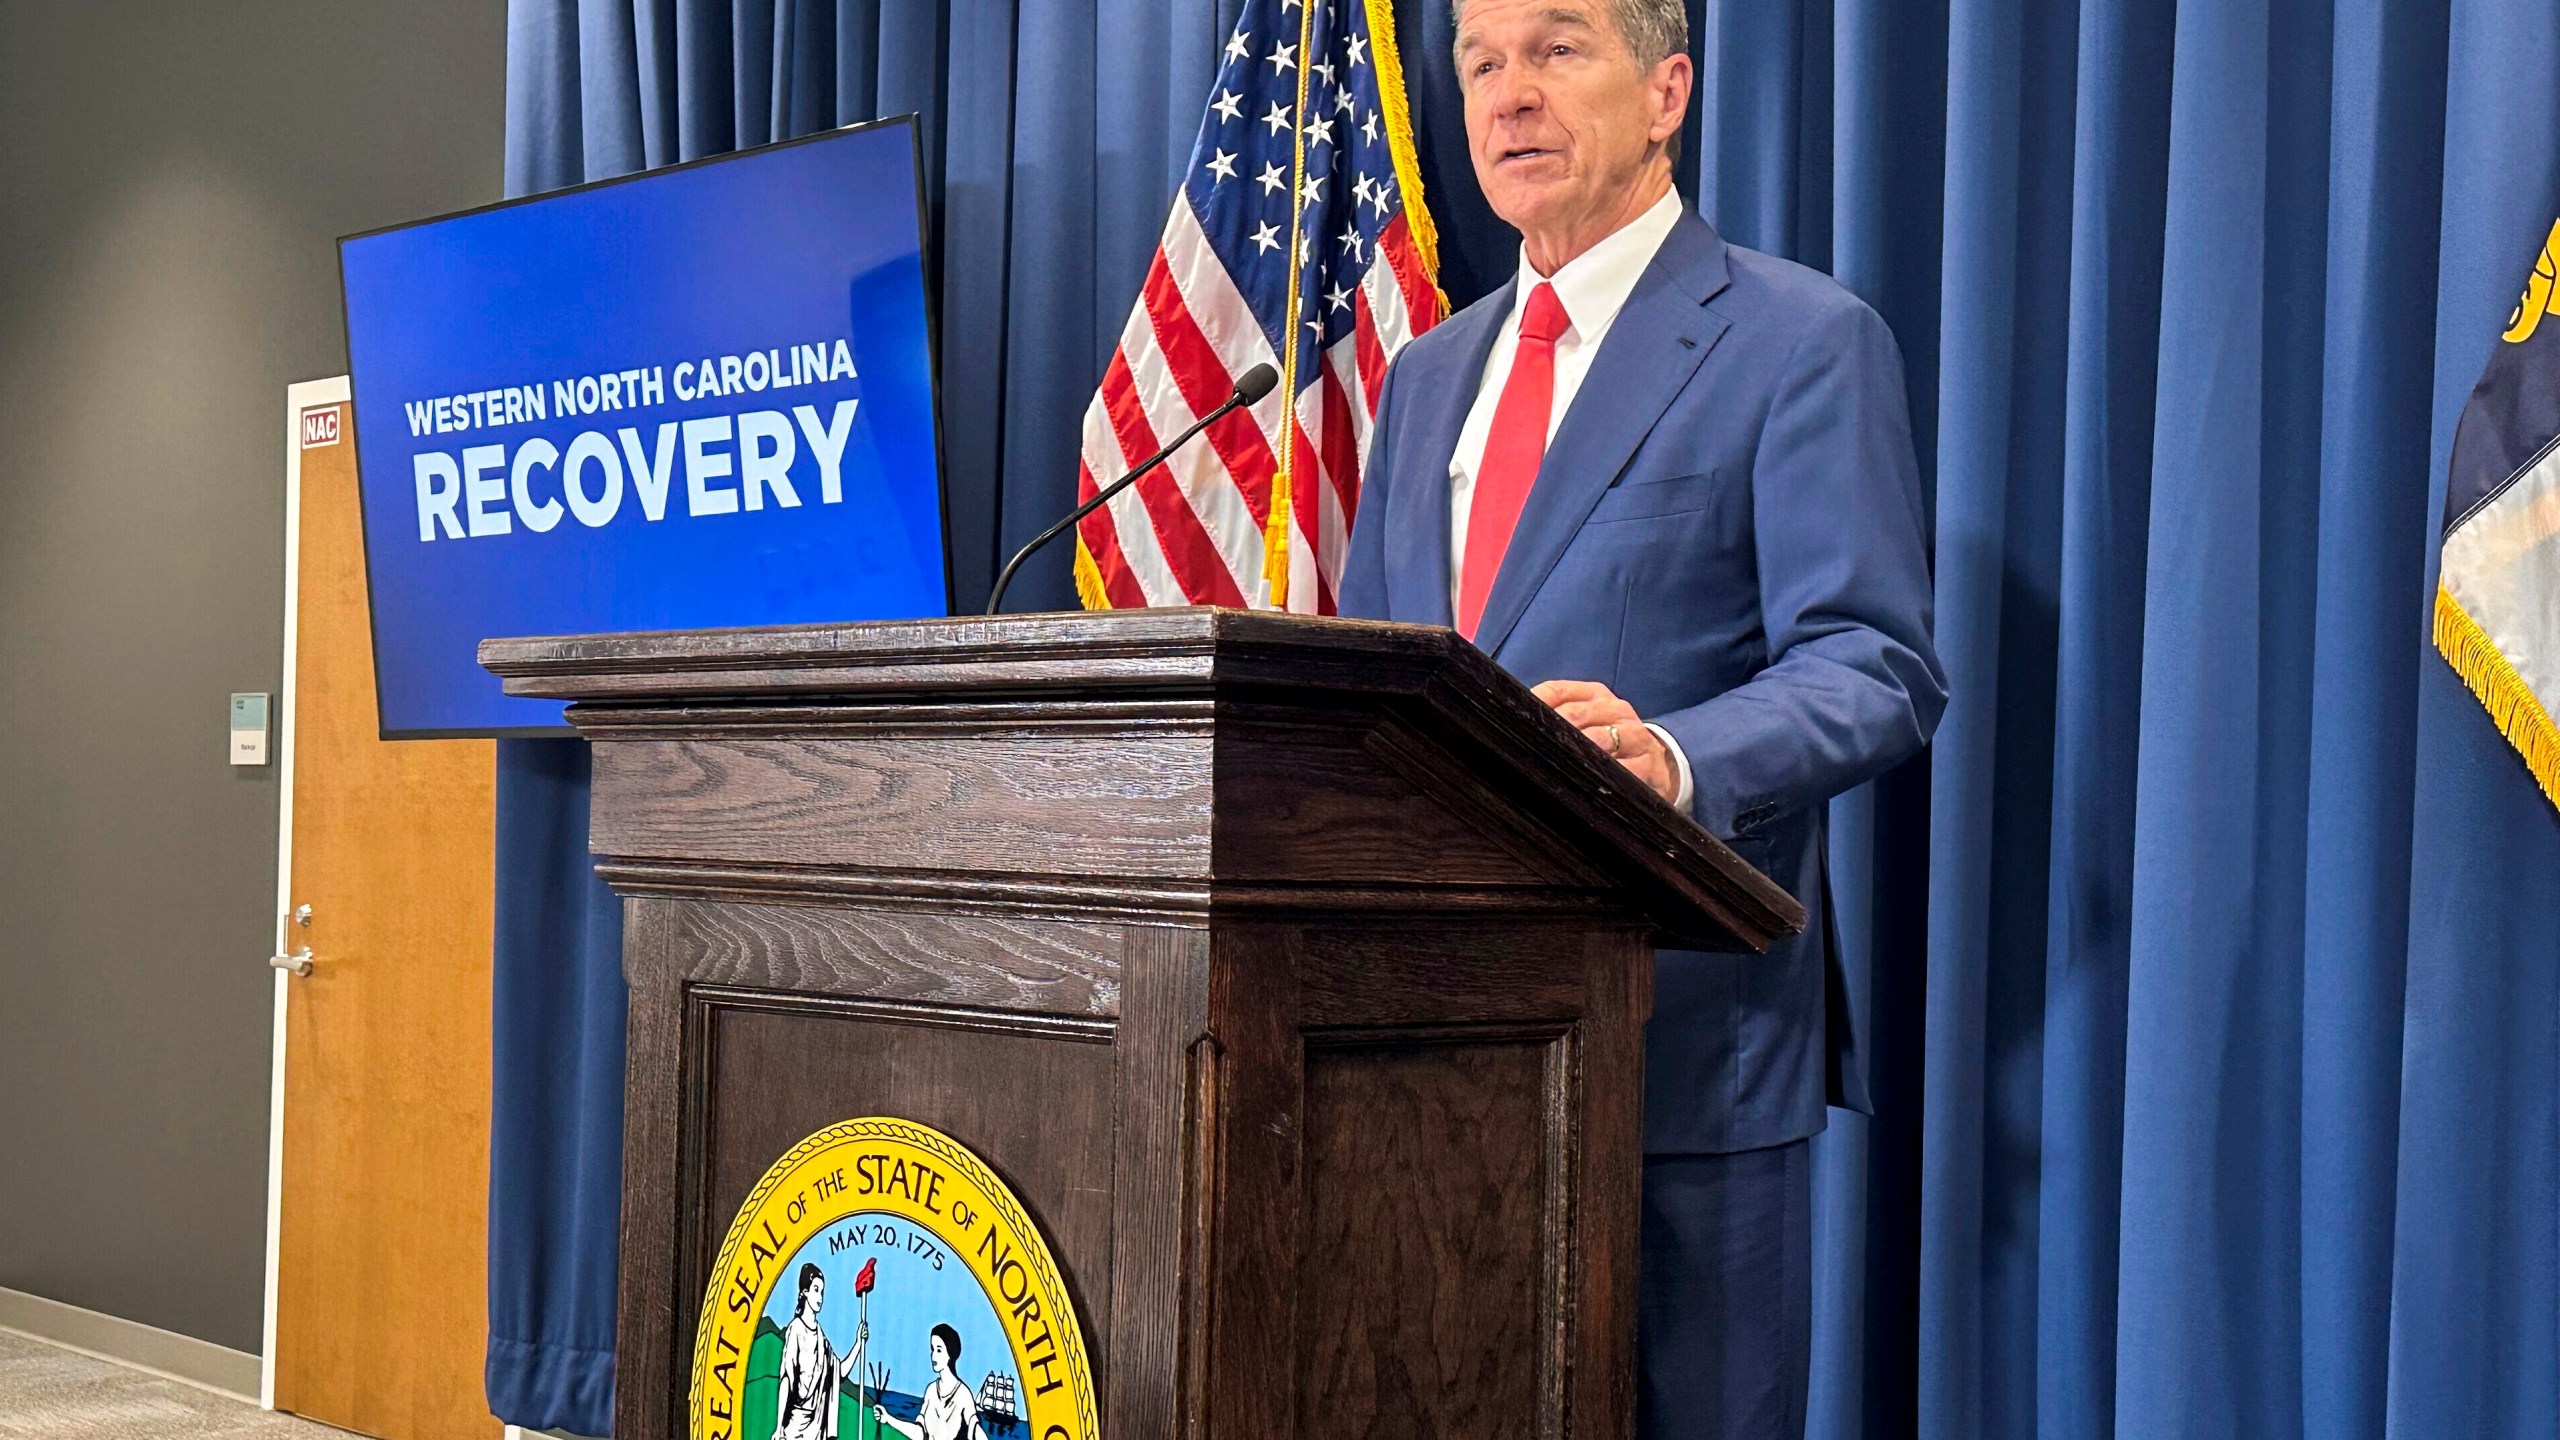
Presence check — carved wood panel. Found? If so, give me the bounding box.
[1297,1034,1569,1439]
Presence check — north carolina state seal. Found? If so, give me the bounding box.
[689,1118,1095,1440]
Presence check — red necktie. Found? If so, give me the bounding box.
[1458,282,1570,640]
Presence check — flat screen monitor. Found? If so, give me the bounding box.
[339,115,949,738]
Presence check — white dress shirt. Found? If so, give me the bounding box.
[1450,187,1695,810]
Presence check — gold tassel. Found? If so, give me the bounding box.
[1073,537,1112,611]
[2435,582,2560,810]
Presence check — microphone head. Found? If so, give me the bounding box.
[1232,363,1280,405]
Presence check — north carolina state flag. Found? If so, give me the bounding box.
[2436,216,2560,813]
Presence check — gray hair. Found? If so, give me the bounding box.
[1452,0,1690,69]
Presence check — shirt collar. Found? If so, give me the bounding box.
[1512,187,1687,342]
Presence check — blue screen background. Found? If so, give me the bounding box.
[340,119,948,736]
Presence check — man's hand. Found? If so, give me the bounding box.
[1532,679,1679,804]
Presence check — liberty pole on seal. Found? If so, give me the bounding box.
[854,1258,877,1440]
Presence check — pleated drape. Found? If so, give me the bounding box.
[1701,3,2560,1438]
[492,2,2560,1435]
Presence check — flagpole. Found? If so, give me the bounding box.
[857,1291,870,1440]
[1268,0,1319,610]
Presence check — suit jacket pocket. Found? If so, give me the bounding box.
[1586,468,1730,523]
[1721,831,1778,884]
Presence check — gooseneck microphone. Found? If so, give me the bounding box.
[984,362,1281,615]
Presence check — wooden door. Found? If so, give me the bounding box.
[271,386,501,1440]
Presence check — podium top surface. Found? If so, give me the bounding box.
[481,609,1805,951]
[482,606,1527,698]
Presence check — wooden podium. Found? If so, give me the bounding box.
[481,608,1800,1440]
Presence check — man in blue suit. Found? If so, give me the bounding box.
[1337,1,1944,1434]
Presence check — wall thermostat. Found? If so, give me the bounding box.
[230,693,271,766]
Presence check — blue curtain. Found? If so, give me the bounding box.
[1729,2,2560,1438]
[492,2,2560,1436]
[486,740,625,1432]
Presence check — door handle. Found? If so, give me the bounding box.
[270,947,314,977]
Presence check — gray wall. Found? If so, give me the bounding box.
[0,3,505,1351]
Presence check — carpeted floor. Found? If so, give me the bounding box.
[0,1329,343,1439]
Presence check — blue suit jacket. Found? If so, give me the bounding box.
[1339,209,1946,1154]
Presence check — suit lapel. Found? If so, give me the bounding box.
[1472,212,1736,657]
[1399,282,1512,629]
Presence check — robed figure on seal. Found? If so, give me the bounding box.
[772,1264,867,1440]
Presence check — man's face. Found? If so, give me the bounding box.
[1455,0,1685,245]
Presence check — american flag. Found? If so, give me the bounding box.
[1073,0,1444,614]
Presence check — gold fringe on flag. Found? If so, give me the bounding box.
[2435,581,2560,809]
[1363,0,1449,321]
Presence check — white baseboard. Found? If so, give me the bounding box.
[0,1285,261,1401]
